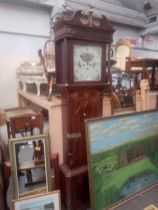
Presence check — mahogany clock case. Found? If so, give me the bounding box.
[52,10,115,210]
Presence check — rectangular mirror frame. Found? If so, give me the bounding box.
[9,134,52,199]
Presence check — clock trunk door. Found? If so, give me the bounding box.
[62,88,103,168]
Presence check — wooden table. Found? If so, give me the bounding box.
[5,108,43,138]
[18,90,63,163]
[19,160,45,185]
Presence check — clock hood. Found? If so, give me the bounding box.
[52,9,115,34]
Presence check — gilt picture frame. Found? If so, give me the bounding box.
[13,190,61,210]
[85,110,158,210]
[9,134,52,199]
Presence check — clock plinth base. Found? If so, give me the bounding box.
[60,163,90,210]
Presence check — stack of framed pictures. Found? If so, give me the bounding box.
[9,134,61,210]
[85,110,158,210]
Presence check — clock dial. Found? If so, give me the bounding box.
[73,45,102,81]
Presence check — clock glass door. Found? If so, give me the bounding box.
[73,44,102,81]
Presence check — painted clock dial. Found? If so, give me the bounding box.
[73,44,102,81]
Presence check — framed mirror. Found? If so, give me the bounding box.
[9,134,52,199]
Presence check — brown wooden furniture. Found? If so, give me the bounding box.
[0,139,10,210]
[17,90,63,163]
[5,108,43,138]
[19,160,45,185]
[50,153,60,190]
[53,9,114,210]
[126,57,158,90]
[0,145,5,210]
[111,70,136,110]
[3,161,11,210]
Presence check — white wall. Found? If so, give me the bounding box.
[112,23,139,45]
[133,48,158,58]
[0,33,48,109]
[112,23,158,58]
[0,3,50,36]
[0,2,51,109]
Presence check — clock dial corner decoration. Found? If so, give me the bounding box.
[73,44,102,82]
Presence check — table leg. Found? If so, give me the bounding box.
[26,169,32,184]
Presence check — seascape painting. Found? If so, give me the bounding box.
[85,111,158,210]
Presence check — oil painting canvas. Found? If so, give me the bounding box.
[85,110,158,210]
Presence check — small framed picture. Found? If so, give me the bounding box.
[13,190,61,210]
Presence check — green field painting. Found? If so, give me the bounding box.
[86,111,158,210]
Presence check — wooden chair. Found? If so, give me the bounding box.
[114,39,132,71]
[111,91,121,109]
[38,40,56,100]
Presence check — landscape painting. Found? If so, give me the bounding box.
[85,110,158,210]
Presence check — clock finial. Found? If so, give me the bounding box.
[52,9,114,31]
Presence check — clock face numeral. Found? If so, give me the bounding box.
[73,45,102,81]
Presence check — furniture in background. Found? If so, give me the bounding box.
[18,160,45,186]
[38,40,56,100]
[5,108,43,138]
[110,39,135,112]
[114,39,132,71]
[111,70,136,109]
[17,90,63,164]
[126,57,158,90]
[0,109,6,126]
[50,153,60,190]
[3,161,10,210]
[43,40,56,100]
[0,144,5,210]
[125,58,158,112]
[0,138,10,210]
[16,61,47,96]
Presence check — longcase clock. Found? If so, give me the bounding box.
[52,10,115,210]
